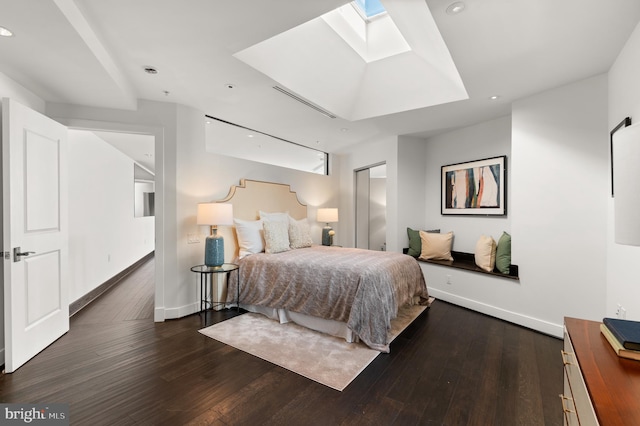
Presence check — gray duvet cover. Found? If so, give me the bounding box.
[227,245,429,352]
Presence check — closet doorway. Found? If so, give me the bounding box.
[355,163,387,251]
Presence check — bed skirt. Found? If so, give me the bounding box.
[237,303,358,343]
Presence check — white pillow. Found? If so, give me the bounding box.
[289,218,313,249]
[259,210,290,224]
[263,221,290,254]
[234,218,264,258]
[475,235,497,272]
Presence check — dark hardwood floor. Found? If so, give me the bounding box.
[0,258,563,425]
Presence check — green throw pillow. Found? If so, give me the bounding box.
[407,227,421,257]
[495,232,511,274]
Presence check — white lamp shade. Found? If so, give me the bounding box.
[317,208,339,223]
[614,122,640,246]
[197,202,233,226]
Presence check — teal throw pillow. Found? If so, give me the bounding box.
[495,232,511,274]
[407,227,421,257]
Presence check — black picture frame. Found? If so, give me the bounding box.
[441,155,507,216]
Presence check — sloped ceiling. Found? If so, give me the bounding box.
[235,0,468,121]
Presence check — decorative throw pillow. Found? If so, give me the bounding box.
[234,218,264,258]
[495,231,512,274]
[407,227,421,257]
[407,227,440,257]
[475,235,497,272]
[289,218,313,249]
[263,220,290,254]
[419,231,454,261]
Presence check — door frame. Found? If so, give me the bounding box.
[55,118,165,322]
[354,161,387,250]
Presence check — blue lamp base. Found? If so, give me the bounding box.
[204,234,224,267]
[322,226,332,246]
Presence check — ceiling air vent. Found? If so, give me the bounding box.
[273,86,337,119]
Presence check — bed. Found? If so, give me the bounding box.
[216,179,430,352]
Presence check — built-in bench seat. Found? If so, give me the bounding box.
[408,250,519,280]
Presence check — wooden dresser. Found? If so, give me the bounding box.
[563,317,640,425]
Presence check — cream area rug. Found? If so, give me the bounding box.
[198,299,433,391]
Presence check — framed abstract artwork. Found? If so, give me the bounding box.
[441,156,506,216]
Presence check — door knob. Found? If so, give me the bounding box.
[13,247,36,262]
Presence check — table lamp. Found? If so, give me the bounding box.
[317,208,338,246]
[197,202,233,267]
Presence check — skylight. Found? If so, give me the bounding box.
[353,0,386,19]
[321,2,409,63]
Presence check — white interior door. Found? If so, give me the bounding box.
[2,98,69,373]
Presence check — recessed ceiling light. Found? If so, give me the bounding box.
[340,128,349,132]
[247,134,254,138]
[490,95,500,100]
[446,2,466,15]
[0,26,13,37]
[143,66,158,74]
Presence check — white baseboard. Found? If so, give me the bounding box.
[156,301,227,322]
[158,302,199,321]
[154,307,166,322]
[428,288,564,338]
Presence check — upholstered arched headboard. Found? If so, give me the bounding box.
[215,179,308,260]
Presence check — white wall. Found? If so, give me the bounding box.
[397,136,428,246]
[423,116,512,252]
[420,116,531,331]
[607,20,640,321]
[339,134,430,254]
[511,75,608,335]
[421,88,608,339]
[68,129,155,302]
[338,134,399,250]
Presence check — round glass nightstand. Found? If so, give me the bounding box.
[190,263,239,312]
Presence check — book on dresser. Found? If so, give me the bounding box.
[600,323,640,361]
[603,317,640,350]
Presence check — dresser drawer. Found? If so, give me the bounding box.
[561,369,579,426]
[563,328,598,426]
